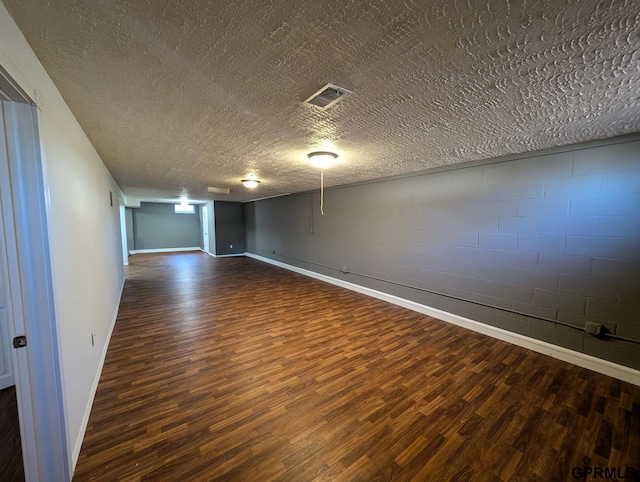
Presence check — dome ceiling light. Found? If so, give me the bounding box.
[241,179,260,189]
[307,151,338,168]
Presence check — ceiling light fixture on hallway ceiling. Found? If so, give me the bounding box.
[307,151,338,216]
[241,179,260,189]
[308,151,338,168]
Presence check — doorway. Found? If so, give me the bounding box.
[0,91,69,479]
[202,204,210,254]
[0,75,28,482]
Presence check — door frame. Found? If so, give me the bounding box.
[119,203,129,265]
[202,204,210,253]
[0,98,69,480]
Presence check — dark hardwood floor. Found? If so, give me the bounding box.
[0,385,25,482]
[74,252,640,481]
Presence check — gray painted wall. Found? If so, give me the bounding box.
[245,136,640,370]
[214,201,245,255]
[132,202,201,250]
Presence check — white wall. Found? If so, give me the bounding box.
[0,4,125,473]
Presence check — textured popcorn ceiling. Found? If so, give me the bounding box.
[3,0,640,203]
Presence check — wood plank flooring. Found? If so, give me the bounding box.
[74,253,640,481]
[0,386,25,482]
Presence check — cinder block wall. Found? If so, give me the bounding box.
[214,201,246,255]
[132,202,201,250]
[245,136,640,370]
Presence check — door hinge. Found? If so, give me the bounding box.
[13,336,27,348]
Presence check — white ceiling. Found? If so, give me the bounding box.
[3,0,640,203]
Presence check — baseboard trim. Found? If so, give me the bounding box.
[246,252,640,387]
[203,250,245,258]
[129,247,201,254]
[71,275,125,470]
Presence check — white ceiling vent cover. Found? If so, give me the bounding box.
[207,186,230,195]
[304,83,351,110]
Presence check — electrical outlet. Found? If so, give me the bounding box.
[229,244,233,249]
[585,322,603,335]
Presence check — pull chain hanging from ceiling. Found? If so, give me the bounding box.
[320,168,324,215]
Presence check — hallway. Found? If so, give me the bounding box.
[74,253,640,481]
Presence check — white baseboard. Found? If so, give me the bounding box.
[245,253,640,387]
[129,247,201,254]
[203,251,245,258]
[71,275,125,471]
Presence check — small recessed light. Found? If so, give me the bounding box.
[241,179,260,189]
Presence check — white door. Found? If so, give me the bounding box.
[202,204,210,253]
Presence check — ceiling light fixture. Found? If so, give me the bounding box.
[241,179,260,189]
[307,151,338,168]
[307,151,338,215]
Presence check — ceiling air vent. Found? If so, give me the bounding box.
[304,83,351,110]
[207,187,230,195]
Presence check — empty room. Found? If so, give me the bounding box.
[0,0,639,481]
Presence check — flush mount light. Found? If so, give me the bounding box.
[241,179,260,189]
[307,151,338,168]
